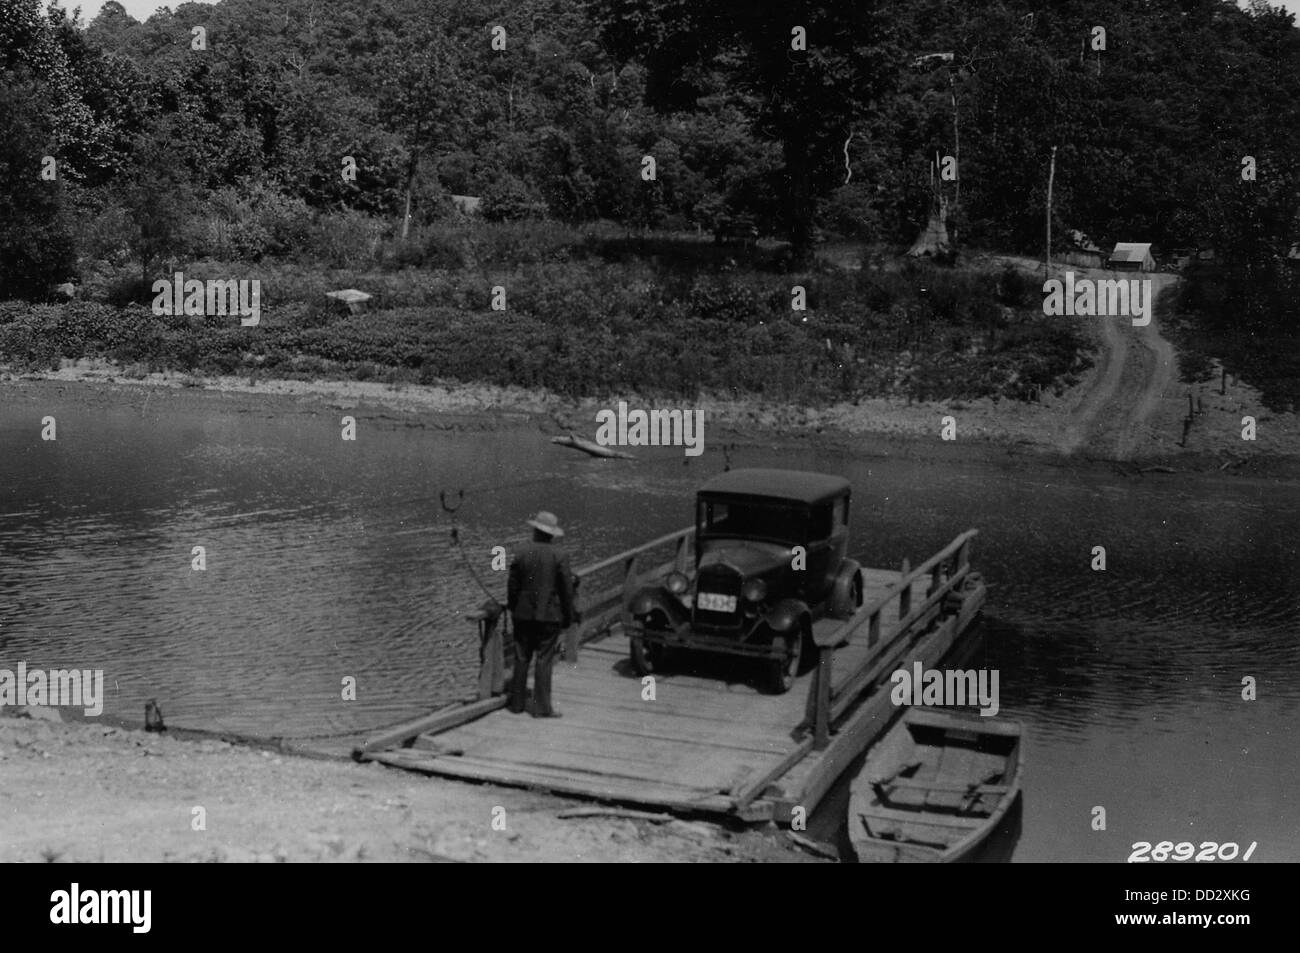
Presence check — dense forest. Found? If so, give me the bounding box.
[1,0,1298,406]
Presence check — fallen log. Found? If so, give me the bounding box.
[551,433,636,460]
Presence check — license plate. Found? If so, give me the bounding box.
[696,592,737,613]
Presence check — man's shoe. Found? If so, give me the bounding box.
[533,710,562,719]
[507,705,526,715]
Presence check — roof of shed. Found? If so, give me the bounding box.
[1109,242,1154,262]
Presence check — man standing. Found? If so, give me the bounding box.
[507,511,577,718]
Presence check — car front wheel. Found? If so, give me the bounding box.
[630,633,668,676]
[764,630,802,694]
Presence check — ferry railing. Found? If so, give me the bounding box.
[804,529,979,751]
[471,526,695,699]
[571,525,696,645]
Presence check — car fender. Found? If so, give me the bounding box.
[626,587,689,628]
[765,598,810,637]
[828,559,863,619]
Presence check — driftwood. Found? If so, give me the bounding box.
[667,819,721,840]
[405,845,464,863]
[786,831,840,860]
[551,433,636,460]
[555,808,719,841]
[556,807,674,823]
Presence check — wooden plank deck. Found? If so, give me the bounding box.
[365,563,987,822]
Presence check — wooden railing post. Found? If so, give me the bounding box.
[470,601,506,700]
[928,562,943,597]
[898,557,911,620]
[814,645,833,750]
[621,554,639,603]
[868,608,880,648]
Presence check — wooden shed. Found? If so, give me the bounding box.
[1062,230,1104,268]
[450,194,482,216]
[1108,242,1156,271]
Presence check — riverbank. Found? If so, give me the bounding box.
[0,708,821,863]
[6,354,1298,477]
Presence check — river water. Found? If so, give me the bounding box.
[2,384,1297,862]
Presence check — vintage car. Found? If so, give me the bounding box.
[625,468,863,694]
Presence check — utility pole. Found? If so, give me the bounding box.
[950,71,960,248]
[1045,145,1057,276]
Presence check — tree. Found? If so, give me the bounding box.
[591,0,908,264]
[116,116,201,290]
[378,18,474,237]
[0,75,75,299]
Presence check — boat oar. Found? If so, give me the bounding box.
[869,760,924,802]
[958,770,1005,812]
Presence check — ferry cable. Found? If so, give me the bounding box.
[163,710,468,745]
[440,489,506,613]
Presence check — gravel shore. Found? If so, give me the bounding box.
[0,708,823,863]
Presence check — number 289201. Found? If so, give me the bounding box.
[1128,841,1257,862]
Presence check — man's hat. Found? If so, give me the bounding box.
[526,511,564,538]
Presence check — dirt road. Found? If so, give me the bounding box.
[1062,271,1180,459]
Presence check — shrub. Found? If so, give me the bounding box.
[304,210,385,268]
[996,265,1036,307]
[481,176,549,222]
[103,273,154,307]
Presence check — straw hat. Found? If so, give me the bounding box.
[526,511,564,538]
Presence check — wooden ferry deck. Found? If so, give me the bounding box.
[358,531,986,824]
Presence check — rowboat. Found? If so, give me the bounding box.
[849,708,1023,863]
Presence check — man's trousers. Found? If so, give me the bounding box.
[509,619,562,715]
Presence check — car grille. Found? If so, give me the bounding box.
[694,565,743,630]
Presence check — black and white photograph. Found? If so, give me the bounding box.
[0,0,1296,901]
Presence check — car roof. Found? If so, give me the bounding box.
[697,468,851,504]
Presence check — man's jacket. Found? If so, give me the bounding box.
[507,541,576,627]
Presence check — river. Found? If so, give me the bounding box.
[1,382,1296,862]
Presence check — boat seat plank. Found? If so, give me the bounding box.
[878,778,1010,795]
[856,805,983,829]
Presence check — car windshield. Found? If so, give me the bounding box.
[697,497,808,544]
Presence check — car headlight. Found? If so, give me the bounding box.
[665,572,689,595]
[742,579,767,602]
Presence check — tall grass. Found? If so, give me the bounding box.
[1,237,1090,405]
